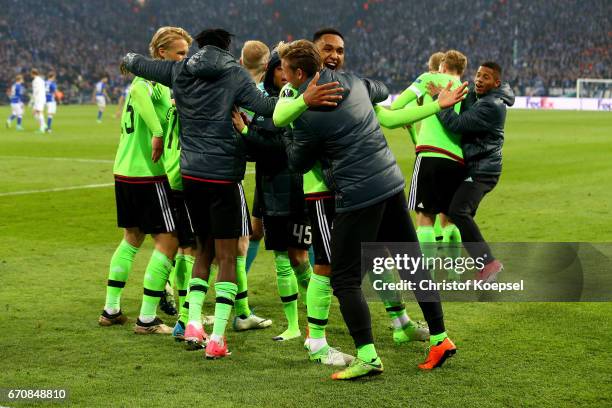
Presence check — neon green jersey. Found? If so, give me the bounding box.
[163,106,182,190]
[393,72,463,162]
[113,77,172,177]
[278,83,329,195]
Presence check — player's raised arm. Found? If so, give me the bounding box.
[121,53,175,87]
[390,73,430,110]
[376,81,467,128]
[375,103,440,129]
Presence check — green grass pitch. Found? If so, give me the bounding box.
[0,106,611,407]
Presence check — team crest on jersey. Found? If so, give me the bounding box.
[282,88,295,98]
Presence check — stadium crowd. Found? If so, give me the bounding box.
[1,0,610,102]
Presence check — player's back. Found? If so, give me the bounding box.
[410,72,463,161]
[32,77,45,100]
[167,45,275,182]
[113,77,172,178]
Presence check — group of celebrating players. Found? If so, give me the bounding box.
[99,24,513,380]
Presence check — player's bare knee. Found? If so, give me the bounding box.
[237,235,249,256]
[416,212,436,227]
[124,228,145,248]
[288,248,309,267]
[153,232,179,259]
[314,264,331,277]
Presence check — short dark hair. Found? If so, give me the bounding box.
[312,28,344,43]
[480,61,502,80]
[278,40,322,77]
[195,28,233,50]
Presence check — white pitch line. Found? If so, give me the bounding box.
[1,156,257,171]
[0,183,114,197]
[0,155,114,164]
[1,170,255,197]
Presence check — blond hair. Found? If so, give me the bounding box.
[428,52,445,72]
[441,50,468,76]
[278,40,322,77]
[149,26,193,59]
[241,40,270,81]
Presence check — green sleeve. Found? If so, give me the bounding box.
[375,102,441,129]
[408,124,417,145]
[130,82,163,137]
[392,73,430,110]
[390,88,417,110]
[273,94,308,127]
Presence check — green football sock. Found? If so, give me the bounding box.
[211,281,238,338]
[177,254,194,324]
[417,225,438,280]
[384,301,411,329]
[139,250,173,322]
[293,261,312,306]
[235,255,251,318]
[275,251,299,332]
[306,273,331,339]
[417,226,437,259]
[434,217,443,242]
[168,259,177,288]
[105,239,139,313]
[357,343,379,362]
[187,277,208,324]
[442,224,462,258]
[430,331,448,346]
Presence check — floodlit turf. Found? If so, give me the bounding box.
[0,106,610,407]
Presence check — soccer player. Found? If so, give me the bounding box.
[45,72,58,133]
[240,40,270,274]
[94,76,110,123]
[233,49,321,344]
[163,103,195,340]
[388,50,469,274]
[6,75,25,130]
[274,29,428,349]
[229,40,274,332]
[434,62,515,283]
[279,40,464,379]
[31,68,46,133]
[99,26,192,335]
